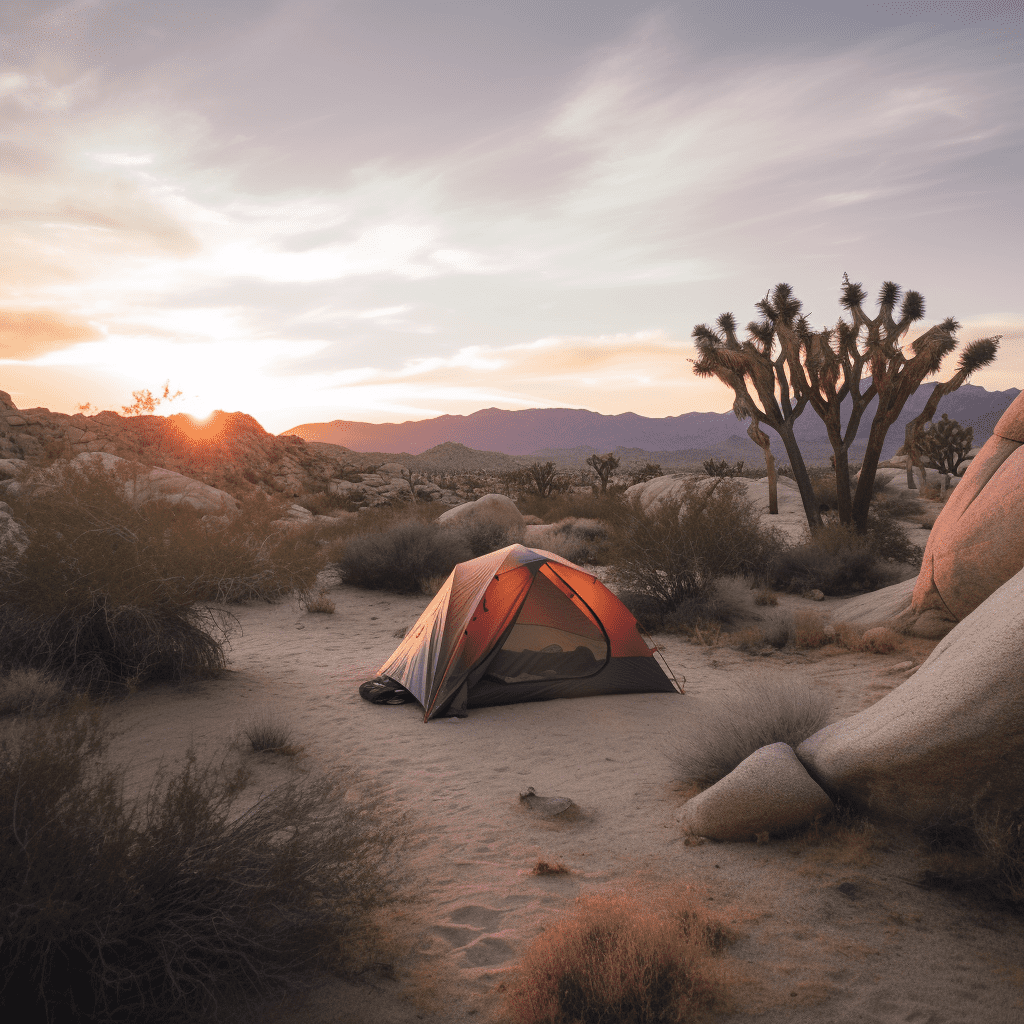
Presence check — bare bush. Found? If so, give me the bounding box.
[0,705,405,1023]
[504,888,733,1024]
[669,680,832,788]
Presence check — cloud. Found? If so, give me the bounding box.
[0,309,103,358]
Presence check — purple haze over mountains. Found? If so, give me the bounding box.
[284,383,1020,463]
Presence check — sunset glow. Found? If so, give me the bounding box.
[1,2,1021,432]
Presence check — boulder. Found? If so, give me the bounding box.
[436,493,525,544]
[73,453,239,514]
[905,393,1024,632]
[831,578,916,632]
[676,742,834,842]
[797,566,1024,821]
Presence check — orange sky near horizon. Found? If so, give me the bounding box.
[2,2,1021,435]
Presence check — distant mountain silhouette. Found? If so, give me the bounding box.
[283,383,1020,465]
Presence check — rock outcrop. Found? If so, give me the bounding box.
[0,392,346,498]
[798,565,1024,821]
[676,742,834,842]
[437,493,526,542]
[901,392,1024,636]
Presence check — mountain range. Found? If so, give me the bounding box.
[284,383,1021,467]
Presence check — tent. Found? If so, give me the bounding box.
[377,544,681,720]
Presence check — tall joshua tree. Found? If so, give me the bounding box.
[691,276,1000,535]
[691,292,821,531]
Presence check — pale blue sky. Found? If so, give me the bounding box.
[1,0,1021,431]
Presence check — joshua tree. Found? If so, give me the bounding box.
[692,277,1000,534]
[585,452,620,493]
[691,293,819,530]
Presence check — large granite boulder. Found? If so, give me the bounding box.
[73,452,240,513]
[798,565,1024,821]
[437,493,525,544]
[901,393,1024,636]
[676,742,834,841]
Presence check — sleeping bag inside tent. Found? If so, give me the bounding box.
[376,544,680,720]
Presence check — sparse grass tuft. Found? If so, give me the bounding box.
[300,589,336,613]
[0,704,405,1023]
[242,714,295,753]
[916,800,1024,909]
[670,680,832,789]
[504,888,734,1024]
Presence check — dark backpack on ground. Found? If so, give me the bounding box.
[359,676,417,705]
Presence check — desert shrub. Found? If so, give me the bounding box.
[769,523,900,596]
[702,458,745,478]
[753,587,778,606]
[333,518,470,593]
[0,666,66,716]
[5,459,326,608]
[0,598,229,691]
[0,459,329,688]
[669,679,832,788]
[792,609,829,649]
[514,488,623,523]
[627,462,663,486]
[504,889,732,1024]
[530,517,612,565]
[864,508,924,565]
[0,705,404,1023]
[455,516,521,558]
[609,478,783,617]
[759,611,794,649]
[294,487,362,516]
[917,800,1024,910]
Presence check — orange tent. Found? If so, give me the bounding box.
[377,544,680,720]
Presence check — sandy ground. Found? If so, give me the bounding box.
[104,573,1024,1024]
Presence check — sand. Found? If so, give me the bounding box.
[105,580,1024,1024]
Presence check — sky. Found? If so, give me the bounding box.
[1,0,1021,434]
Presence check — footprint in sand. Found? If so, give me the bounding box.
[432,905,515,968]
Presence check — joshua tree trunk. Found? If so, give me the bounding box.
[775,422,823,532]
[747,420,778,514]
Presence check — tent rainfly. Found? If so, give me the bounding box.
[377,544,681,721]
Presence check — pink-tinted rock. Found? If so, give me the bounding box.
[907,392,1024,631]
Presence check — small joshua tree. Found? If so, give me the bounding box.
[585,452,620,493]
[919,415,974,477]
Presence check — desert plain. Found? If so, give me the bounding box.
[102,569,1024,1024]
